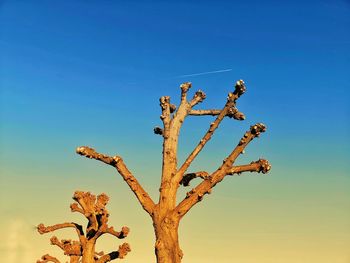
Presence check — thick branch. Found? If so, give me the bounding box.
[37,254,61,263]
[158,83,197,209]
[175,80,247,183]
[76,146,155,215]
[96,243,131,263]
[180,171,210,186]
[175,123,269,218]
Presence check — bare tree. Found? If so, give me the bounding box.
[37,191,131,263]
[76,80,271,263]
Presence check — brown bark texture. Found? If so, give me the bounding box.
[37,191,131,263]
[76,80,271,262]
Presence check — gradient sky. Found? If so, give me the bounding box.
[0,1,349,262]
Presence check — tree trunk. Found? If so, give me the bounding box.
[70,256,80,263]
[153,215,182,263]
[81,240,95,263]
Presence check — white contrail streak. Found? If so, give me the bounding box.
[175,68,232,78]
[124,68,233,86]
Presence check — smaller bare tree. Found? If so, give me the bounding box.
[37,191,131,263]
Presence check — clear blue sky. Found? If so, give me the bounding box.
[1,1,349,262]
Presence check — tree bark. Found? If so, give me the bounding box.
[153,214,182,263]
[81,240,95,263]
[70,256,80,263]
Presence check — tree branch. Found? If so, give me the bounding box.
[96,243,131,263]
[99,226,130,239]
[72,191,99,234]
[49,236,65,250]
[158,83,198,209]
[70,202,84,214]
[175,106,227,180]
[223,123,267,168]
[180,82,191,104]
[174,112,224,180]
[96,192,109,212]
[169,85,207,144]
[37,254,61,263]
[49,237,82,257]
[76,146,155,215]
[159,96,171,138]
[180,171,210,186]
[37,223,85,242]
[189,90,206,107]
[175,123,269,218]
[189,108,245,120]
[227,159,271,175]
[174,80,247,184]
[95,251,105,260]
[168,82,194,132]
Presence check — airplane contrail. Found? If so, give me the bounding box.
[124,68,233,86]
[175,68,232,78]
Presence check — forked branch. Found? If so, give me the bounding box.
[175,123,270,217]
[175,80,247,183]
